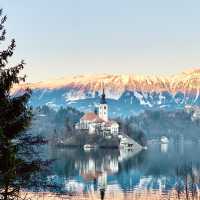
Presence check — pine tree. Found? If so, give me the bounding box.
[0,9,32,144]
[0,9,49,200]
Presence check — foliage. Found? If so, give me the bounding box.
[0,9,50,200]
[115,117,147,146]
[54,106,83,131]
[0,11,32,142]
[131,109,200,140]
[37,105,83,133]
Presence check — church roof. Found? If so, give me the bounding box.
[80,112,119,129]
[81,112,106,123]
[81,112,98,121]
[94,117,105,123]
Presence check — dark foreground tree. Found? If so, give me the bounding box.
[0,9,52,200]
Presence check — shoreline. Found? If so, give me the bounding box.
[20,189,199,200]
[54,133,144,151]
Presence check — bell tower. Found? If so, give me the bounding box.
[99,88,108,122]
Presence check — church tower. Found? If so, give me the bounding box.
[99,88,108,122]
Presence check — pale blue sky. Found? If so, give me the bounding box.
[1,0,200,82]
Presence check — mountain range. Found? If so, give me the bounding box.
[13,68,200,117]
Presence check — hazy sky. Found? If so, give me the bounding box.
[1,0,200,82]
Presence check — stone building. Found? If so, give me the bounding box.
[75,89,119,136]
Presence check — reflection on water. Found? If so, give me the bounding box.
[160,143,168,153]
[47,140,200,199]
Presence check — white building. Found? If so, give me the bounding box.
[185,105,200,121]
[75,89,119,136]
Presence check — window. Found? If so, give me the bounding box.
[104,106,106,109]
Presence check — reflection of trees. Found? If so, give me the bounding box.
[0,143,20,200]
[175,163,200,200]
[50,144,200,198]
[116,150,146,191]
[50,148,145,193]
[0,131,53,199]
[116,146,200,196]
[118,150,146,172]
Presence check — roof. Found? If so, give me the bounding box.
[94,117,105,123]
[81,112,106,123]
[81,113,118,126]
[81,112,98,121]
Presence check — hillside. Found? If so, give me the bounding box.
[128,109,200,140]
[13,68,200,117]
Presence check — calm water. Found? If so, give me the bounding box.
[45,140,200,199]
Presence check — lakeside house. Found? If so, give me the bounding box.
[75,88,119,136]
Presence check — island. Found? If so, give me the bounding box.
[56,87,143,151]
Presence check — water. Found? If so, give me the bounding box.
[45,140,200,199]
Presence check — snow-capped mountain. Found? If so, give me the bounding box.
[13,68,200,116]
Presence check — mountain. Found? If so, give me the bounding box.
[13,68,200,117]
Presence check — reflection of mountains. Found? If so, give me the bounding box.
[49,142,200,193]
[117,142,200,192]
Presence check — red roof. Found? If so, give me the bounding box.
[94,117,105,123]
[81,112,98,121]
[81,113,118,126]
[81,112,106,123]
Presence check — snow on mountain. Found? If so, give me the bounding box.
[13,68,200,116]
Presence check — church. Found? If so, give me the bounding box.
[75,89,119,136]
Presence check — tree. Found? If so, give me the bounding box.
[0,9,32,143]
[0,9,49,200]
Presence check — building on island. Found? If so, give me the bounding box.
[75,89,119,136]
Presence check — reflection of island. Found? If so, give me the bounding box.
[74,155,115,199]
[75,154,119,177]
[45,139,200,200]
[49,141,200,197]
[49,147,142,197]
[73,148,142,200]
[74,149,142,179]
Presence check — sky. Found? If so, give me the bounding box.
[1,0,200,82]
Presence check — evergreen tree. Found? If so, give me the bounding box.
[0,9,50,200]
[0,9,32,143]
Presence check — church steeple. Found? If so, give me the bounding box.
[99,86,108,122]
[100,88,107,104]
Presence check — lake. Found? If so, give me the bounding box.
[42,140,200,199]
